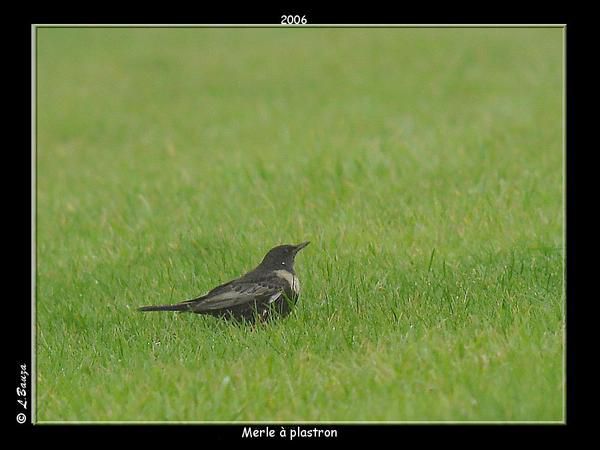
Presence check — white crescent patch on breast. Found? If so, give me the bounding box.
[274,269,301,295]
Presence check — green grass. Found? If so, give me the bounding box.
[36,27,564,422]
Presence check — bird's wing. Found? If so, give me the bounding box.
[185,280,285,312]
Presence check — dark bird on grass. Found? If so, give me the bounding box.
[138,241,310,323]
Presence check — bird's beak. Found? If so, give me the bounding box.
[294,241,310,253]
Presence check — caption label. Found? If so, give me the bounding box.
[242,426,337,440]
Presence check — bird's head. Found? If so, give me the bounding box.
[258,241,310,271]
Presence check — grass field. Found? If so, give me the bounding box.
[36,27,564,422]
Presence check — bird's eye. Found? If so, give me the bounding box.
[282,262,286,265]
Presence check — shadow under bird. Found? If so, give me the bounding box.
[138,241,310,323]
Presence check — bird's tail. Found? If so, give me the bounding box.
[137,303,191,312]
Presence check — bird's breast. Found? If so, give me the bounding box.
[274,269,301,295]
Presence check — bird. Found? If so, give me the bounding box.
[138,241,310,323]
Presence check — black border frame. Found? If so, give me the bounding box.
[14,12,578,440]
